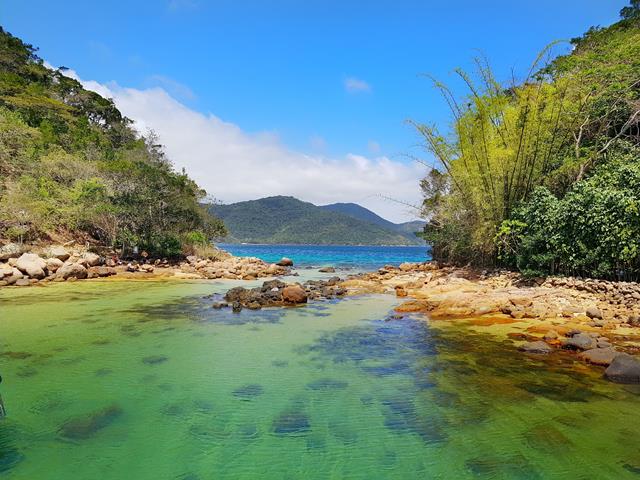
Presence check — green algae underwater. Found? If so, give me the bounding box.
[1,278,640,479]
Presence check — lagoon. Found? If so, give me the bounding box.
[1,271,640,479]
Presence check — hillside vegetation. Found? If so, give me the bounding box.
[211,196,422,245]
[0,28,224,256]
[320,202,425,239]
[419,2,640,280]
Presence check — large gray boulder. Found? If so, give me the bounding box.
[46,257,63,273]
[578,347,621,366]
[15,253,47,279]
[4,267,24,285]
[0,263,13,279]
[83,252,102,267]
[57,262,88,280]
[48,245,70,261]
[605,353,640,384]
[562,333,597,351]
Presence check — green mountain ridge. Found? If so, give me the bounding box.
[210,196,425,245]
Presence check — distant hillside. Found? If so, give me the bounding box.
[210,196,424,245]
[321,202,425,241]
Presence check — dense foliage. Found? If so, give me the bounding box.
[418,3,640,279]
[0,28,225,256]
[211,196,420,245]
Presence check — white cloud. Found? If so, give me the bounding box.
[55,67,423,222]
[344,77,371,94]
[147,74,196,101]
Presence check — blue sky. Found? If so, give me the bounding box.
[1,1,627,221]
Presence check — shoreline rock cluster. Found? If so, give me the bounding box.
[341,261,640,384]
[0,242,293,287]
[0,247,116,286]
[219,277,346,312]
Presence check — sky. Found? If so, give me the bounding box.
[1,1,627,222]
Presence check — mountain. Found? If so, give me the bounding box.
[321,203,425,239]
[210,196,424,245]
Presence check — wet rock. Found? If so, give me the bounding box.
[58,404,123,440]
[578,347,620,366]
[605,353,640,384]
[247,302,262,310]
[211,302,228,309]
[232,384,264,400]
[231,301,242,313]
[318,267,335,273]
[276,257,294,267]
[282,285,307,304]
[519,341,553,354]
[16,253,47,279]
[562,333,597,351]
[272,409,310,435]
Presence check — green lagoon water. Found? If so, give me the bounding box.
[1,276,640,479]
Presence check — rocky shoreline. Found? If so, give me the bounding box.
[340,262,640,384]
[4,242,640,385]
[0,242,293,287]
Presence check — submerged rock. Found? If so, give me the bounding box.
[519,341,553,354]
[232,384,264,400]
[272,409,310,436]
[605,353,640,384]
[142,355,169,365]
[58,404,123,440]
[306,378,348,390]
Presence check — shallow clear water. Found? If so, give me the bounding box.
[1,278,640,479]
[217,244,430,269]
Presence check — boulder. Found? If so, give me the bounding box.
[578,348,620,366]
[319,267,335,273]
[519,341,553,354]
[605,353,640,384]
[4,267,24,285]
[89,266,117,277]
[266,263,280,275]
[586,306,603,319]
[0,263,13,279]
[282,285,307,304]
[83,252,102,267]
[276,257,294,267]
[562,333,597,351]
[57,262,88,280]
[48,246,70,261]
[0,243,24,261]
[16,253,47,279]
[14,278,31,287]
[46,258,63,273]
